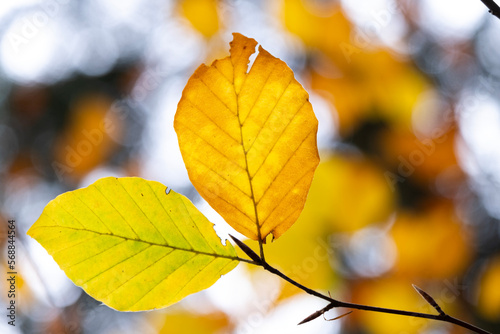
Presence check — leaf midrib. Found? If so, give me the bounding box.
[29,225,239,261]
[233,60,263,241]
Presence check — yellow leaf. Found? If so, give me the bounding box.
[174,33,319,241]
[180,0,220,38]
[27,177,239,311]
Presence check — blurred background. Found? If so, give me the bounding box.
[1,0,500,333]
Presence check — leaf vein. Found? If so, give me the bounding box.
[176,120,245,170]
[189,155,251,198]
[100,245,169,301]
[93,185,141,240]
[52,233,101,256]
[239,62,278,126]
[212,63,233,85]
[168,256,220,305]
[183,96,240,143]
[251,99,309,179]
[73,193,114,234]
[116,181,168,245]
[66,239,127,270]
[178,198,216,254]
[146,182,193,249]
[261,161,317,227]
[256,129,315,206]
[127,251,199,309]
[197,78,237,115]
[197,186,256,235]
[58,204,86,229]
[34,225,239,260]
[244,77,294,154]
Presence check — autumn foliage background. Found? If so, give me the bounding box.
[1,0,500,333]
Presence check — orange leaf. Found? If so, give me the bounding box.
[174,33,319,241]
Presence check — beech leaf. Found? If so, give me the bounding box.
[27,177,239,311]
[174,33,320,241]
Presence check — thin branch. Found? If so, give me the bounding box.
[321,300,491,334]
[478,0,500,20]
[324,310,353,322]
[230,236,491,334]
[292,272,491,334]
[236,257,260,264]
[258,238,266,262]
[261,261,336,304]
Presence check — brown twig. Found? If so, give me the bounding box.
[230,235,491,334]
[301,299,490,334]
[478,0,500,20]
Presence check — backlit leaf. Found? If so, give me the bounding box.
[174,33,320,241]
[27,177,239,311]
